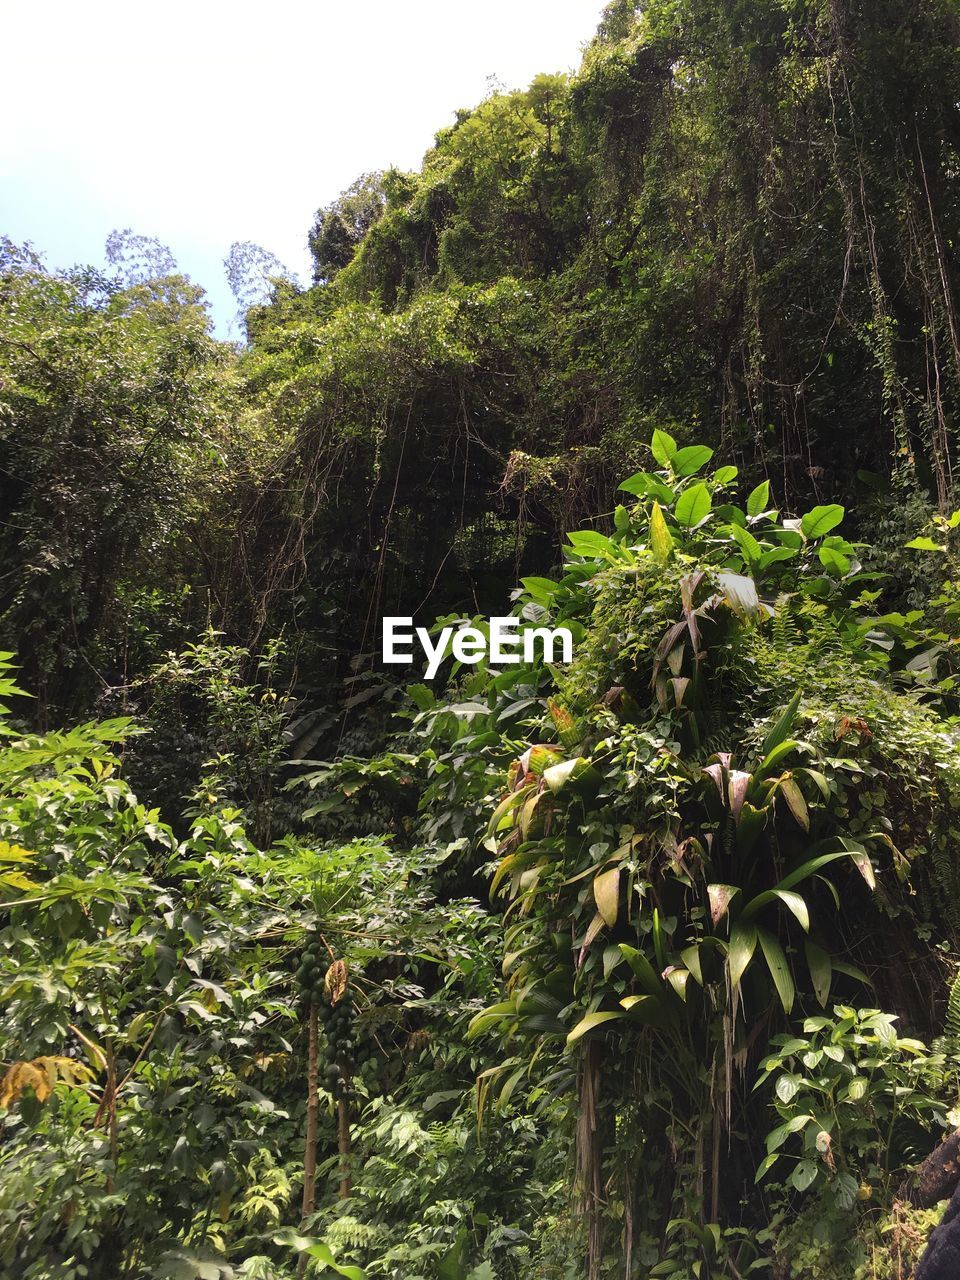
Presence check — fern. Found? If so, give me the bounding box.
[930,839,960,937]
[932,967,960,1055]
[940,968,960,1051]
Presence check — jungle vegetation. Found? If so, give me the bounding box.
[5,1,960,1277]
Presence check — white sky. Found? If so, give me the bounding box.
[2,0,608,335]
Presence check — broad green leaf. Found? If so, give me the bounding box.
[746,480,771,517]
[832,960,872,986]
[755,1153,779,1182]
[674,482,712,527]
[0,842,35,865]
[519,791,541,841]
[837,837,876,889]
[406,682,436,711]
[742,887,808,930]
[776,1072,800,1103]
[681,945,704,985]
[274,1232,367,1280]
[305,1244,367,1280]
[755,738,804,782]
[651,428,677,465]
[490,848,538,898]
[790,1160,819,1192]
[758,927,795,1012]
[730,522,762,563]
[777,848,874,893]
[766,1114,815,1153]
[797,767,831,799]
[566,1010,623,1047]
[567,530,619,560]
[773,889,809,931]
[713,465,739,484]
[818,544,850,575]
[800,504,844,538]
[804,939,831,1007]
[760,690,803,757]
[727,923,758,989]
[664,967,690,1001]
[619,944,664,998]
[905,535,945,551]
[758,546,798,570]
[521,576,561,604]
[602,943,623,980]
[485,784,533,836]
[762,1116,814,1157]
[673,445,714,477]
[620,994,652,1010]
[467,1001,519,1039]
[618,472,675,503]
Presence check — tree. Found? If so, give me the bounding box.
[105,228,177,284]
[224,240,298,334]
[308,172,388,283]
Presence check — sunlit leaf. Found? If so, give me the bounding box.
[800,504,844,538]
[651,428,677,465]
[674,482,712,528]
[649,501,674,562]
[746,480,771,517]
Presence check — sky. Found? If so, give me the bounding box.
[2,0,609,338]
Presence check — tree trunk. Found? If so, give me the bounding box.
[337,1095,352,1198]
[899,1129,960,1207]
[297,1001,319,1278]
[577,1040,603,1280]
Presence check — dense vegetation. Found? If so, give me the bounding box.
[5,1,960,1276]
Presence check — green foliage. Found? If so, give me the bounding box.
[0,241,230,714]
[0,657,562,1278]
[757,1007,957,1206]
[9,0,960,1272]
[433,431,960,1271]
[131,630,296,842]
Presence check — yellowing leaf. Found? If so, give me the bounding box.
[0,1056,93,1108]
[325,958,348,1005]
[708,883,739,927]
[593,865,620,928]
[69,1024,107,1073]
[0,842,36,864]
[547,698,580,749]
[778,777,809,831]
[649,501,673,563]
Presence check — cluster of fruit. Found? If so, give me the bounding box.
[296,936,330,1005]
[296,938,380,1101]
[319,993,358,1102]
